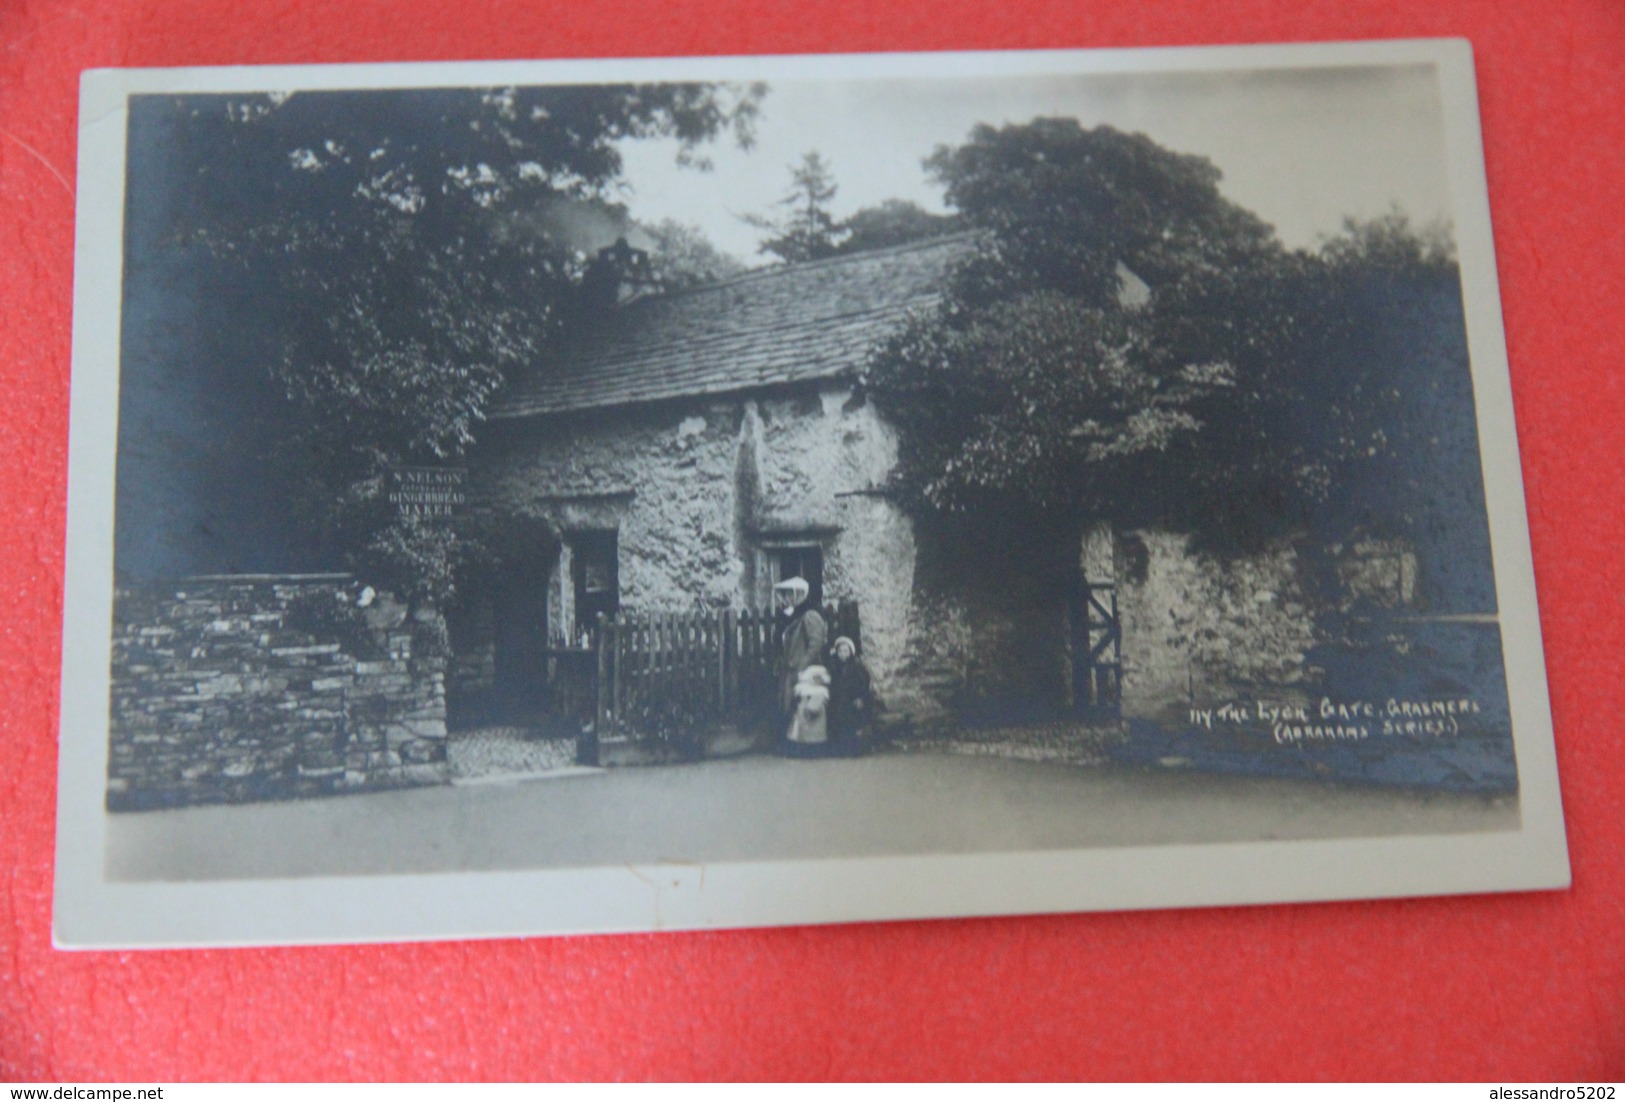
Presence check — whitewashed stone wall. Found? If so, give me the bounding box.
[1113,530,1317,724]
[474,388,1323,731]
[473,385,924,716]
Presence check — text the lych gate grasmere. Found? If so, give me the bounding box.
[1188,696,1485,743]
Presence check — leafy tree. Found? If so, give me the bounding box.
[869,120,1278,530]
[835,199,958,255]
[870,292,1230,520]
[142,83,762,601]
[638,219,749,291]
[868,120,1479,575]
[1318,208,1457,273]
[1142,212,1476,566]
[1277,217,1487,610]
[925,119,1278,304]
[746,151,846,263]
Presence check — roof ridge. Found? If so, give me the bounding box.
[623,229,979,307]
[491,376,847,421]
[540,296,939,377]
[491,231,978,420]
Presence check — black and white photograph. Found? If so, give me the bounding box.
[55,42,1568,947]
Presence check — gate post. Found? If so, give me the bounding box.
[583,611,611,767]
[719,608,734,714]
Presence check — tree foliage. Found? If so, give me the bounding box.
[835,199,959,255]
[927,119,1278,304]
[745,151,845,263]
[872,293,1231,521]
[868,119,1478,567]
[154,83,762,600]
[749,163,959,263]
[638,219,749,291]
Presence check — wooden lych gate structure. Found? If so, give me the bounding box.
[570,602,860,764]
[1071,580,1122,717]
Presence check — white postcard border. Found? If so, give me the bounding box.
[55,39,1569,949]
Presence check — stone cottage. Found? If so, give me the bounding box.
[451,234,1384,736]
[453,235,965,730]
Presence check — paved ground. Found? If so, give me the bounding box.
[446,726,576,782]
[106,749,1521,882]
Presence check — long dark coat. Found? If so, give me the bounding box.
[828,653,874,750]
[777,607,828,715]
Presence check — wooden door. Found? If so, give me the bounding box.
[492,557,551,724]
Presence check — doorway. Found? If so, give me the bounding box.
[491,554,552,724]
[766,543,824,607]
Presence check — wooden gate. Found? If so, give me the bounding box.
[581,602,859,762]
[1072,580,1121,716]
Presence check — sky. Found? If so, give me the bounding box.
[613,63,1452,262]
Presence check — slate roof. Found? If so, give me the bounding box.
[489,233,975,420]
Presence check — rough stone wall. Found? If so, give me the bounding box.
[108,576,449,811]
[478,399,743,614]
[752,388,896,536]
[823,493,916,705]
[885,519,1075,728]
[472,385,919,697]
[476,387,1132,729]
[1114,530,1317,723]
[748,389,924,701]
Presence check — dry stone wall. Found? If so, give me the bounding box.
[108,575,449,811]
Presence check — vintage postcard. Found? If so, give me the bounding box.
[55,40,1569,947]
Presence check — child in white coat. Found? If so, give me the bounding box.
[785,665,832,757]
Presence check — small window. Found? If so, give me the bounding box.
[769,544,824,608]
[570,530,619,637]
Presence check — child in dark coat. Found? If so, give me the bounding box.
[826,636,875,756]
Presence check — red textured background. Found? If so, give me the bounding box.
[2,0,1621,1082]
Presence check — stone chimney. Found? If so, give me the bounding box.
[581,237,655,312]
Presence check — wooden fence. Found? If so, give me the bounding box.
[583,602,860,760]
